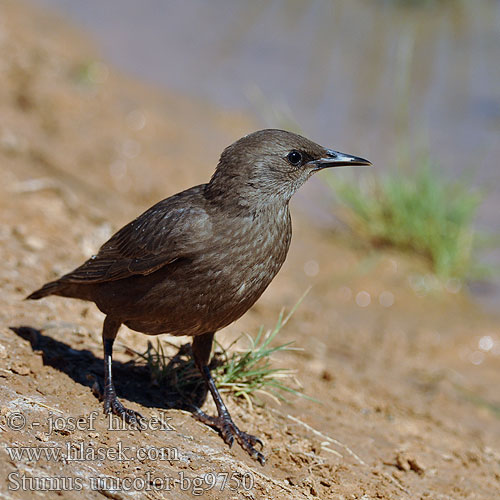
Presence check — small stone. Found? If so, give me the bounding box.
[35,432,49,442]
[11,362,30,376]
[395,452,411,472]
[25,235,46,251]
[394,451,425,475]
[408,457,426,475]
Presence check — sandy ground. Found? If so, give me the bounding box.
[0,1,499,499]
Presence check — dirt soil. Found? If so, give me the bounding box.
[0,2,499,499]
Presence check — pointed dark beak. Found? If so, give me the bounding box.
[310,149,372,170]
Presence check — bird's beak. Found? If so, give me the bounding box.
[310,149,372,170]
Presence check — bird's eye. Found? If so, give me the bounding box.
[286,150,303,166]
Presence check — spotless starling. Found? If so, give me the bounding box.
[28,129,371,464]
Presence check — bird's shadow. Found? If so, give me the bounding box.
[9,326,209,413]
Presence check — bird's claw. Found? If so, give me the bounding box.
[103,394,144,428]
[193,409,265,465]
[240,430,264,449]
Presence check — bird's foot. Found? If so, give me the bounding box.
[103,392,144,428]
[192,407,265,465]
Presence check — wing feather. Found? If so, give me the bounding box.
[57,187,211,284]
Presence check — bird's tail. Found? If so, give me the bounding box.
[26,280,64,300]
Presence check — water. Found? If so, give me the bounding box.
[30,0,500,306]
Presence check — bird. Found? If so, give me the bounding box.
[27,129,371,465]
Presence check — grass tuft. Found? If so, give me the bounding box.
[132,291,313,408]
[326,161,483,280]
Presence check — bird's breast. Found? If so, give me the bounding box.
[186,205,292,328]
[218,206,290,284]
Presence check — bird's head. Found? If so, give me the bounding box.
[206,129,371,206]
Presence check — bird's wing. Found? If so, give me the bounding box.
[58,190,212,284]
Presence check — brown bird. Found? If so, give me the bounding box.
[27,129,371,464]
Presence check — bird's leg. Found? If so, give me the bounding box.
[102,316,143,426]
[191,332,265,465]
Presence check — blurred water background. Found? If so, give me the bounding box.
[31,0,500,307]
